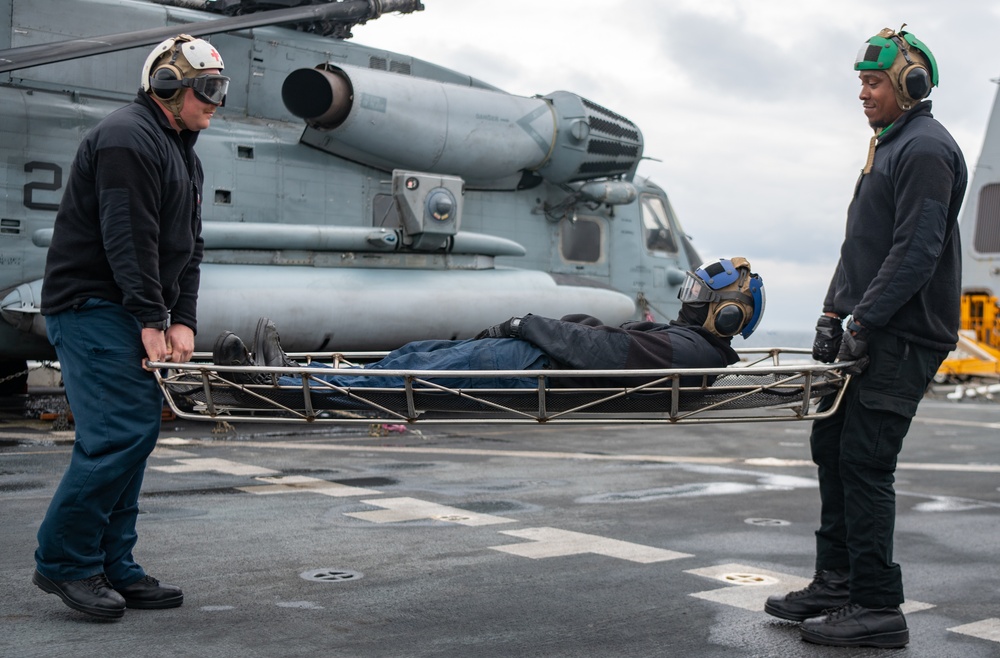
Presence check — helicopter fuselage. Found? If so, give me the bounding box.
[0,0,700,359]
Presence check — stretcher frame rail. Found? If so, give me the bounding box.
[150,348,851,426]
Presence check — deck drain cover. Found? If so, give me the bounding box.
[719,572,779,586]
[300,568,363,583]
[744,517,790,526]
[433,514,472,522]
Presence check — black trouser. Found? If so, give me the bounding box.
[810,330,946,608]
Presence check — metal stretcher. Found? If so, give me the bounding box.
[151,348,851,426]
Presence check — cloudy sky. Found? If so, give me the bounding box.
[352,0,1000,333]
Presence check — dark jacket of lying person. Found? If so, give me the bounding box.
[213,257,765,389]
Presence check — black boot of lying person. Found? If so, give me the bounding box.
[252,317,299,368]
[212,331,271,386]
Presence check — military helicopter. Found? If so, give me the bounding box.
[0,0,703,393]
[936,76,1000,382]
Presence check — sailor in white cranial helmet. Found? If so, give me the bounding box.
[141,34,229,130]
[33,33,229,620]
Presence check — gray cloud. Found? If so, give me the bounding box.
[654,11,863,103]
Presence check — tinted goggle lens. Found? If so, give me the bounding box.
[184,74,230,105]
[678,272,709,302]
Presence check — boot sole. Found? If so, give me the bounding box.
[122,594,184,610]
[252,317,268,362]
[763,600,814,622]
[800,627,909,648]
[32,571,125,619]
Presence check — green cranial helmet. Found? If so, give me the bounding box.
[855,25,938,111]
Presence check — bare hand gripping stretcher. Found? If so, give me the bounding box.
[150,348,851,425]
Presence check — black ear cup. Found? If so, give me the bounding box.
[713,303,746,337]
[890,35,932,105]
[150,65,183,100]
[901,64,931,101]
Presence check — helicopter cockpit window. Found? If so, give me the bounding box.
[560,216,603,263]
[975,183,1000,254]
[641,195,679,254]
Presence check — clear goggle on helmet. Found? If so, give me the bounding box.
[182,74,230,106]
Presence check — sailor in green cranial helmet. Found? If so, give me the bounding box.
[764,24,967,650]
[854,25,938,111]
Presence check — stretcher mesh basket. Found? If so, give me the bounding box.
[152,348,851,425]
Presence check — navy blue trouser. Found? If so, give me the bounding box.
[36,299,162,587]
[810,330,946,607]
[281,338,552,389]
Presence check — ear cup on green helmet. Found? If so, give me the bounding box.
[890,35,932,105]
[856,29,937,110]
[901,63,931,101]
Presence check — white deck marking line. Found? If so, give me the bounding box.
[201,441,1000,474]
[150,447,198,458]
[685,563,934,614]
[174,440,737,465]
[276,601,325,610]
[915,416,1000,431]
[158,437,198,445]
[744,457,813,467]
[0,430,75,441]
[149,457,279,476]
[948,619,1000,644]
[895,462,1000,473]
[746,457,1000,473]
[491,527,692,563]
[344,497,516,526]
[238,475,381,497]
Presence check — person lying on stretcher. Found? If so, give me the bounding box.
[212,257,765,389]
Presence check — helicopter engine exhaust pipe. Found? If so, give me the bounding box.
[281,65,643,188]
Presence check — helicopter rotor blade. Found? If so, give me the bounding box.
[0,0,423,74]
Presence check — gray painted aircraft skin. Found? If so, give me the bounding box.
[0,0,702,369]
[960,82,1000,297]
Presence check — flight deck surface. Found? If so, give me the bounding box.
[1,396,999,657]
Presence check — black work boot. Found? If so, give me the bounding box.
[764,568,850,621]
[212,331,269,386]
[32,570,126,619]
[252,317,299,369]
[800,602,908,648]
[114,574,184,610]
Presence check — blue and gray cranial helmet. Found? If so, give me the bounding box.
[678,257,765,339]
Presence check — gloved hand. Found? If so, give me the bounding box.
[474,317,523,340]
[812,315,843,363]
[837,322,870,375]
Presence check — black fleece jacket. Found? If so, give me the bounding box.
[823,101,967,352]
[41,91,205,332]
[517,313,739,387]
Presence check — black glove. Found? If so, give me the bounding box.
[474,317,523,340]
[837,322,870,375]
[812,315,843,363]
